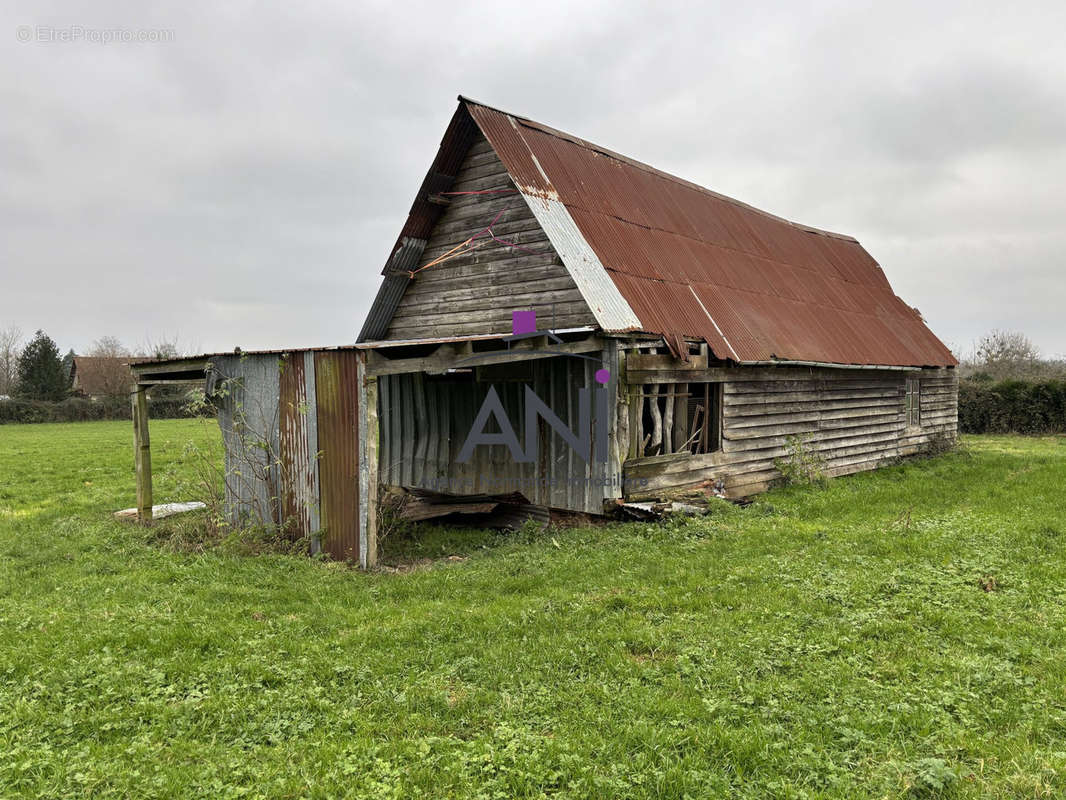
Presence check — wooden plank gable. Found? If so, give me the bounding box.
[383,133,596,341]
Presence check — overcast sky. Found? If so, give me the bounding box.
[2,0,1064,358]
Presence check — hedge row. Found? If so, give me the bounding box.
[0,396,204,424]
[959,379,1066,434]
[8,381,1062,433]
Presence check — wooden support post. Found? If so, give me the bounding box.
[132,386,153,522]
[630,383,643,459]
[663,385,675,454]
[360,374,380,569]
[625,352,641,461]
[700,383,711,454]
[647,384,662,456]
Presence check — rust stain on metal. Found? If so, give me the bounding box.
[462,98,956,368]
[314,350,363,562]
[279,353,318,542]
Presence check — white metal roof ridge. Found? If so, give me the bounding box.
[519,191,643,333]
[687,285,739,361]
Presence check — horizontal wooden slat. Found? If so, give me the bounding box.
[627,353,709,372]
[384,132,597,342]
[622,365,957,500]
[725,395,903,417]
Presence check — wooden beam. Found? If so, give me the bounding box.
[628,379,642,461]
[132,387,153,523]
[365,335,604,376]
[130,357,210,378]
[627,353,709,372]
[663,385,675,454]
[647,384,662,455]
[361,374,379,569]
[629,365,923,385]
[136,378,202,386]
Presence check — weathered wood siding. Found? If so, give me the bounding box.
[384,133,595,340]
[900,369,958,456]
[624,364,958,498]
[378,348,622,514]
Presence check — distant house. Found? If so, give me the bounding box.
[71,356,132,399]
[130,95,958,566]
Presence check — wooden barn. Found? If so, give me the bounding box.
[129,96,957,567]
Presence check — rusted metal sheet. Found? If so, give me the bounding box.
[278,351,320,544]
[314,350,363,562]
[463,98,956,368]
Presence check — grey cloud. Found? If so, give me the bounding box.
[1,0,1064,357]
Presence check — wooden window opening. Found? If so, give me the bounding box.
[905,377,921,428]
[634,382,722,458]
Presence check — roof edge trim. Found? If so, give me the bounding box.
[741,359,925,371]
[519,191,643,332]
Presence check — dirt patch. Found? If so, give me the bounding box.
[978,574,1000,592]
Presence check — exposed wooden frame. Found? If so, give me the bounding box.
[359,371,380,569]
[627,370,725,463]
[626,353,709,372]
[125,362,208,526]
[128,357,210,380]
[364,334,604,377]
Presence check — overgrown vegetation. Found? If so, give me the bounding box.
[0,326,196,422]
[774,433,828,487]
[956,329,1065,383]
[955,329,1066,435]
[0,393,200,424]
[959,379,1066,434]
[2,421,1066,797]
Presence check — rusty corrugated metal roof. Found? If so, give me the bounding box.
[463,97,956,368]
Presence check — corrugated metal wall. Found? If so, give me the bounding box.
[209,349,369,565]
[279,351,320,543]
[313,351,363,562]
[211,353,283,530]
[208,346,624,561]
[378,352,620,514]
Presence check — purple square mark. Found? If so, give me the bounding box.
[512,310,537,335]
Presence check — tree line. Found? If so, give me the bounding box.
[956,329,1066,382]
[0,326,187,401]
[955,330,1066,435]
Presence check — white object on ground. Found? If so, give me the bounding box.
[113,501,206,520]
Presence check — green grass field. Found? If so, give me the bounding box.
[2,420,1066,798]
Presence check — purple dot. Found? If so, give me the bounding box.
[595,368,611,384]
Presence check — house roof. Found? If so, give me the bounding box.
[363,97,956,368]
[71,356,133,396]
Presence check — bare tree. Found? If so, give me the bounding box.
[0,325,23,396]
[974,329,1041,380]
[88,335,129,358]
[136,335,188,360]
